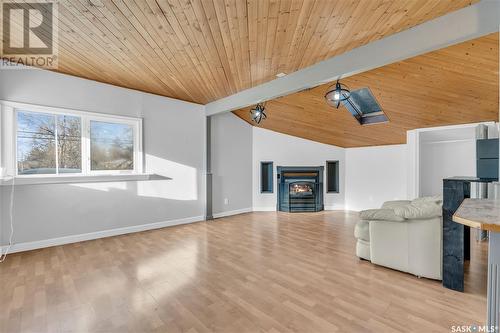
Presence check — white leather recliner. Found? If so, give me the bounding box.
[354,197,443,280]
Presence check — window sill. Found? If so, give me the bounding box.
[0,174,170,186]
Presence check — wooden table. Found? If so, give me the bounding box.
[454,198,500,331]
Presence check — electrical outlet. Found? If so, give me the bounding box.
[224,198,229,205]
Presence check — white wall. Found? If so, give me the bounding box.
[0,68,206,247]
[211,113,252,217]
[416,123,497,197]
[345,145,408,211]
[252,127,345,211]
[419,140,475,197]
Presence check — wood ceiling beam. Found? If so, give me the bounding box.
[205,0,500,116]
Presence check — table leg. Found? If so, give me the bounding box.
[488,232,500,331]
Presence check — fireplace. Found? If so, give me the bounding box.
[277,166,324,212]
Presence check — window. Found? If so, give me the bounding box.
[90,121,133,171]
[16,111,82,175]
[6,102,142,177]
[17,111,57,175]
[326,161,339,193]
[341,88,389,125]
[260,161,273,193]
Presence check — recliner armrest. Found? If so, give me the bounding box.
[381,200,412,209]
[393,202,442,220]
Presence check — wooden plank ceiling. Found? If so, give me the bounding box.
[233,32,499,148]
[2,0,478,104]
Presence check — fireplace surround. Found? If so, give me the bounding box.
[277,166,324,212]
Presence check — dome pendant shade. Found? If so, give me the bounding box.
[325,80,351,108]
[250,103,267,124]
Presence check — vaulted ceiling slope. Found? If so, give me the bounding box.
[1,0,477,104]
[233,33,499,148]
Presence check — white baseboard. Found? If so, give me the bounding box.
[0,215,205,254]
[212,207,252,219]
[252,206,277,211]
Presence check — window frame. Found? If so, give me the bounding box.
[326,160,339,193]
[1,100,143,178]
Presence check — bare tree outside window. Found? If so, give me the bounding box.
[17,111,82,175]
[57,115,81,173]
[16,109,138,175]
[17,111,56,174]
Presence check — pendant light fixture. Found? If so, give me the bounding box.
[325,80,351,108]
[250,103,267,124]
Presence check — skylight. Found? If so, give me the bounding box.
[341,88,388,125]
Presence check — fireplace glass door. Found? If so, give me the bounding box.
[288,182,316,212]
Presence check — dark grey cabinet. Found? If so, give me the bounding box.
[476,139,499,179]
[477,159,499,179]
[477,139,499,159]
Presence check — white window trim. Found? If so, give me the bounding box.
[0,100,143,178]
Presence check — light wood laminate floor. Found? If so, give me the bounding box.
[0,211,487,332]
